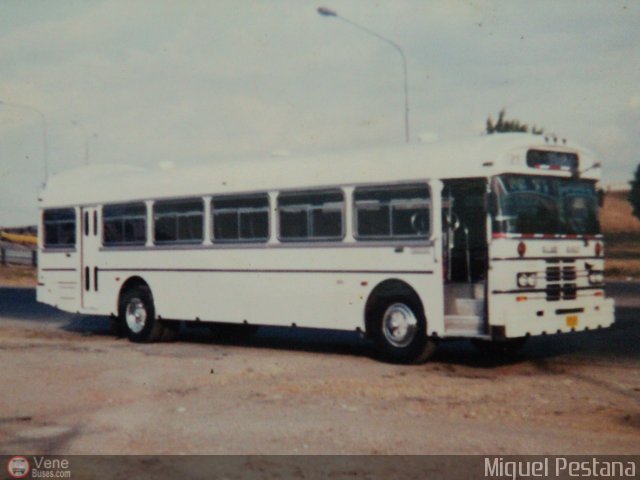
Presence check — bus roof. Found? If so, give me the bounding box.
[40,133,602,208]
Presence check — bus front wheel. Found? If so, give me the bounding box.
[119,285,166,343]
[373,298,436,364]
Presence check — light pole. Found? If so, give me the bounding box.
[0,100,49,182]
[72,120,89,165]
[317,6,410,143]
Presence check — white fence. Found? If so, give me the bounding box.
[0,243,37,266]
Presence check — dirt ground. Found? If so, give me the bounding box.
[0,285,638,456]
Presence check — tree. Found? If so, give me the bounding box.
[629,164,640,221]
[486,109,544,135]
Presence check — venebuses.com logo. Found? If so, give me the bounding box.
[7,456,72,478]
[7,456,30,479]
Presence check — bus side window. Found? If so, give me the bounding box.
[43,208,77,249]
[212,194,270,243]
[103,202,147,246]
[154,198,204,244]
[354,184,431,240]
[278,190,344,242]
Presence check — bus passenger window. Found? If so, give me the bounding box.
[43,208,76,248]
[212,195,269,243]
[103,203,147,246]
[278,190,344,241]
[354,184,430,240]
[154,198,204,244]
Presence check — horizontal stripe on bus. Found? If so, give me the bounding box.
[491,286,604,295]
[100,267,434,275]
[492,233,602,240]
[490,256,603,261]
[41,268,78,272]
[97,241,435,252]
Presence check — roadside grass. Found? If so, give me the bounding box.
[600,190,640,280]
[599,190,640,234]
[0,264,37,287]
[604,232,640,280]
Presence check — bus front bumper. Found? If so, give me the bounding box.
[491,297,615,339]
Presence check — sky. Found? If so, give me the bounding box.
[0,0,638,226]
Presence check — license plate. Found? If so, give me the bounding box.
[566,315,579,328]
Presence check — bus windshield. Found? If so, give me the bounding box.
[492,174,600,235]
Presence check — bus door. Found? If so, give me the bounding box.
[441,179,489,335]
[80,206,101,311]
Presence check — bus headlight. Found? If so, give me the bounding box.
[588,270,604,285]
[517,272,537,288]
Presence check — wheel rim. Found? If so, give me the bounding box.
[125,297,147,334]
[382,303,418,348]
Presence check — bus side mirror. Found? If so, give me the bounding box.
[597,189,605,207]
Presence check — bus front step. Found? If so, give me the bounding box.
[444,314,486,336]
[454,298,483,316]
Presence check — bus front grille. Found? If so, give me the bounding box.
[546,260,576,301]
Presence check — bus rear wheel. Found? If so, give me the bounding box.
[119,285,166,343]
[373,298,435,364]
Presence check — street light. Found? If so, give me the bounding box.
[71,120,89,165]
[317,6,410,143]
[0,100,49,182]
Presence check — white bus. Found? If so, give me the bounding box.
[37,133,614,363]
